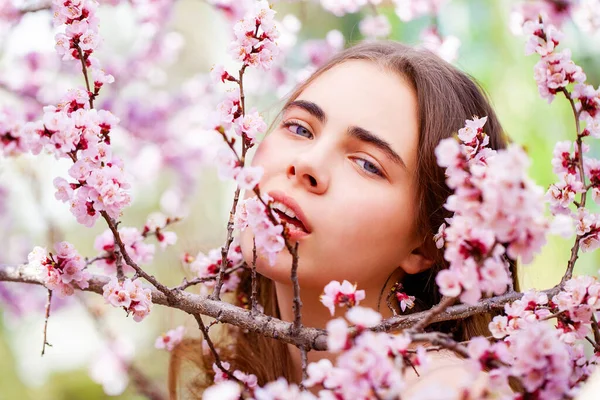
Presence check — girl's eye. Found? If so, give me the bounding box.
[355,158,384,177]
[282,121,313,139]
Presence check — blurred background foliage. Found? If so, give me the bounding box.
[1,0,599,398]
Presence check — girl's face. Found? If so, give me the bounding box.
[240,60,427,292]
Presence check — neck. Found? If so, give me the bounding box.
[274,272,402,385]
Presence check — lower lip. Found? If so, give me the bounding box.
[285,225,310,241]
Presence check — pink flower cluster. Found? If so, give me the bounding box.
[320,280,366,316]
[228,0,280,71]
[524,20,586,103]
[0,107,28,156]
[183,242,244,295]
[52,143,130,227]
[304,307,425,399]
[435,117,548,304]
[234,196,285,266]
[470,322,577,399]
[28,242,91,297]
[102,277,153,322]
[155,325,185,352]
[93,227,155,274]
[53,0,114,94]
[485,280,600,396]
[216,147,264,190]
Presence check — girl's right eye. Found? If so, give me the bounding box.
[282,121,313,139]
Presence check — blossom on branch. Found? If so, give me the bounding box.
[102,277,153,322]
[320,280,366,316]
[28,242,91,297]
[435,117,548,304]
[228,0,280,71]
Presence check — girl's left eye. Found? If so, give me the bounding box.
[354,158,384,177]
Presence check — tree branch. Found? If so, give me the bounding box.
[1,263,563,353]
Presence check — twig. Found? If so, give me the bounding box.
[85,255,110,267]
[75,44,94,109]
[560,88,585,285]
[409,296,457,332]
[175,265,244,291]
[290,242,302,332]
[194,313,239,381]
[41,289,53,356]
[100,211,177,303]
[114,248,125,283]
[592,314,600,346]
[250,239,259,314]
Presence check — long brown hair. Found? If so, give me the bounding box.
[169,41,518,398]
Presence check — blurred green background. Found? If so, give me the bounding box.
[1,0,599,399]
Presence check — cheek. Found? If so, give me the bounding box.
[324,189,418,272]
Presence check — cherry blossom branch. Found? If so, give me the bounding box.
[560,87,586,284]
[100,211,176,303]
[0,263,563,353]
[211,67,250,301]
[41,289,53,356]
[376,286,561,332]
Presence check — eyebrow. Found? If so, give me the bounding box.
[283,100,407,169]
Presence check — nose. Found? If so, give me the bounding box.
[287,155,329,194]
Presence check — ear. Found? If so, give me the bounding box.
[399,245,435,275]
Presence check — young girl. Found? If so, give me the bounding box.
[169,40,518,398]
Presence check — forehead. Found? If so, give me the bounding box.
[294,60,419,171]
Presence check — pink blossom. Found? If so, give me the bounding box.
[155,326,185,352]
[216,147,241,181]
[523,19,563,56]
[202,380,241,400]
[102,277,153,322]
[254,377,315,400]
[345,306,382,328]
[28,242,90,297]
[326,318,349,352]
[359,15,391,39]
[320,280,366,316]
[534,49,586,103]
[227,1,280,71]
[210,64,233,84]
[235,111,267,144]
[395,291,415,312]
[186,244,244,295]
[0,107,28,156]
[303,359,333,387]
[235,166,263,190]
[435,269,462,298]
